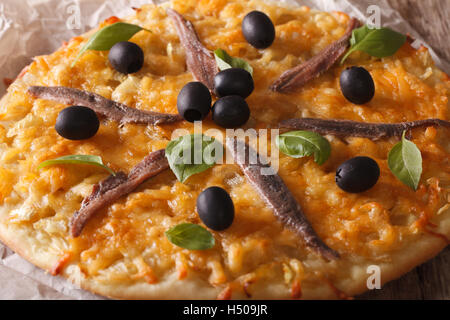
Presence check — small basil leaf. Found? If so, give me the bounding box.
[72,22,150,67]
[38,155,115,176]
[388,131,422,190]
[165,223,215,250]
[276,130,331,165]
[214,49,253,75]
[341,25,406,63]
[165,134,222,183]
[350,24,371,46]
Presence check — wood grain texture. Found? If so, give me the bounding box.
[358,0,449,300]
[387,0,450,62]
[358,247,450,299]
[1,0,447,301]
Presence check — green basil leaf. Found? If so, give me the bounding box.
[165,134,222,183]
[214,49,253,75]
[276,130,331,165]
[38,155,115,176]
[350,24,371,46]
[341,25,406,63]
[388,131,422,190]
[72,22,150,67]
[165,223,215,250]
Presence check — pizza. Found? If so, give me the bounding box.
[0,0,449,299]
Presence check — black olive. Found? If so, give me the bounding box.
[197,186,235,231]
[177,82,212,122]
[335,156,380,193]
[214,68,254,98]
[339,66,375,105]
[212,95,250,128]
[108,41,144,74]
[242,11,275,49]
[55,106,99,140]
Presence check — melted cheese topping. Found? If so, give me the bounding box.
[0,0,449,297]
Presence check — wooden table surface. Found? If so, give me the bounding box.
[358,0,450,300]
[0,0,448,301]
[388,0,450,62]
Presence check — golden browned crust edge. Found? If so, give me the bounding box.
[1,213,447,299]
[0,0,448,300]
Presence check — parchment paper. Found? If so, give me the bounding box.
[0,0,448,300]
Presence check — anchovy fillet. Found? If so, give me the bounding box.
[279,118,450,140]
[226,138,339,260]
[167,8,217,91]
[270,18,360,93]
[28,86,182,125]
[70,149,169,237]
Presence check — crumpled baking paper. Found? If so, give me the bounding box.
[0,0,448,300]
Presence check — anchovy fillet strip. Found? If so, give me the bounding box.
[270,18,360,93]
[279,118,450,140]
[167,8,217,91]
[70,149,169,237]
[28,86,182,125]
[226,138,339,260]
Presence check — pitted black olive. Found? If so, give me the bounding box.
[108,41,144,74]
[177,82,212,122]
[55,106,99,140]
[212,95,250,128]
[197,186,235,231]
[339,66,375,105]
[242,11,275,49]
[214,68,254,98]
[335,156,380,193]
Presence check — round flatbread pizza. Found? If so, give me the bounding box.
[0,0,449,299]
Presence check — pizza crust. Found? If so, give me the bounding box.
[0,0,449,299]
[1,207,448,299]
